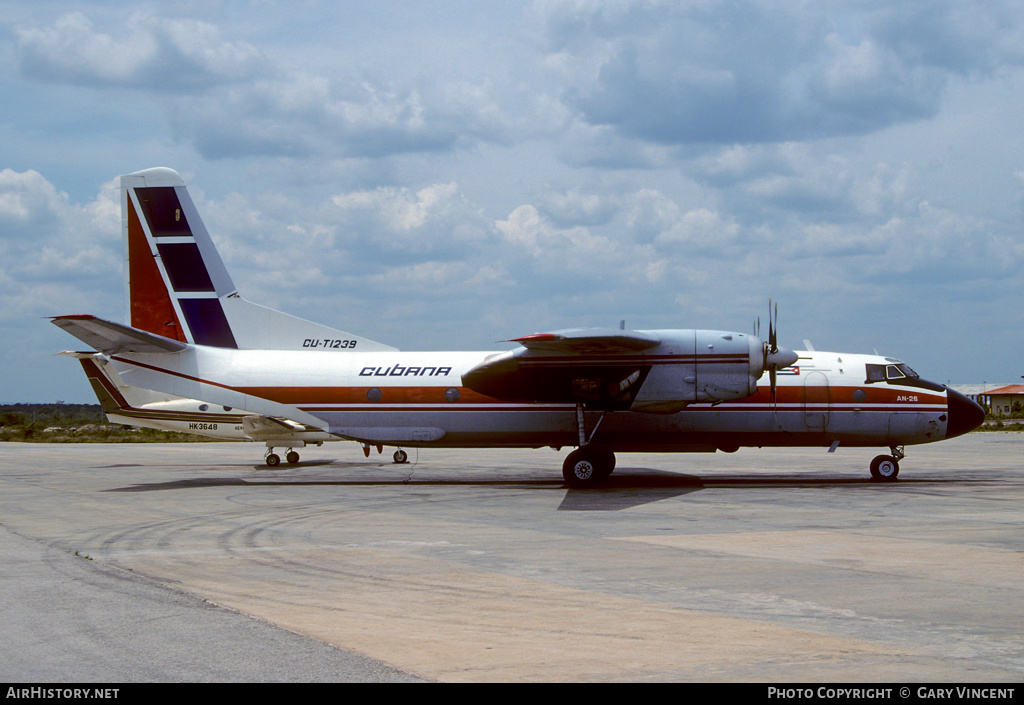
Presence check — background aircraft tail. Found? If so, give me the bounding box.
[69,353,131,414]
[62,351,254,438]
[61,351,218,419]
[121,167,396,351]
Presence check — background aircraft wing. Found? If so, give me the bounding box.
[242,415,327,441]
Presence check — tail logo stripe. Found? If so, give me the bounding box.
[179,299,238,348]
[135,187,192,238]
[155,242,216,292]
[126,179,236,348]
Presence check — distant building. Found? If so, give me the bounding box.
[980,384,1024,416]
[948,384,1024,416]
[949,384,998,403]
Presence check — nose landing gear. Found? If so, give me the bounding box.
[562,403,616,488]
[870,446,904,481]
[562,446,615,488]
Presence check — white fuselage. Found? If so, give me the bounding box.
[108,345,957,452]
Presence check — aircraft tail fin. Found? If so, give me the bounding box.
[121,168,397,351]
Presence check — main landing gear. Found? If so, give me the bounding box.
[869,446,904,482]
[562,404,616,488]
[264,447,301,467]
[360,444,410,464]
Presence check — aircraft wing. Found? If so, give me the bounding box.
[507,327,660,353]
[51,315,189,354]
[464,328,662,407]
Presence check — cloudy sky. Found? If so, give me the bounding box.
[3,0,1024,403]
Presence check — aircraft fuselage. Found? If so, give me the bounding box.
[107,345,979,453]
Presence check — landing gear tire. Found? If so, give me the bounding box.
[562,447,615,488]
[393,449,409,464]
[265,453,281,467]
[286,451,300,464]
[594,449,615,480]
[870,455,899,482]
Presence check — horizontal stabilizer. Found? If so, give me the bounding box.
[51,315,189,354]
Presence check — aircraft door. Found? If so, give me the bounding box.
[803,372,830,431]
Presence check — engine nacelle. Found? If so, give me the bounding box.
[629,330,764,413]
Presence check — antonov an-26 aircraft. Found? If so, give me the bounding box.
[53,167,985,486]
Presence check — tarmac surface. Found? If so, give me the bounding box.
[1,433,1022,683]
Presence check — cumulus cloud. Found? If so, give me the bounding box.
[326,181,492,265]
[0,169,67,229]
[688,142,919,233]
[14,11,509,161]
[169,72,510,160]
[543,0,1024,145]
[536,189,617,228]
[332,183,461,232]
[495,203,618,264]
[0,170,120,320]
[15,12,265,91]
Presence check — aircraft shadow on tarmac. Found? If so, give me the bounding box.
[100,464,949,511]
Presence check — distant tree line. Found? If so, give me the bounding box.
[0,403,214,443]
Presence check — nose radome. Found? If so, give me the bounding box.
[945,387,986,439]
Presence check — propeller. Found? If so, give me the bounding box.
[769,299,778,397]
[760,298,798,412]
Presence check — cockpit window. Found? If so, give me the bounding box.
[895,363,919,379]
[866,364,886,383]
[866,363,920,384]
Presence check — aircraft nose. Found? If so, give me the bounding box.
[945,387,986,439]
